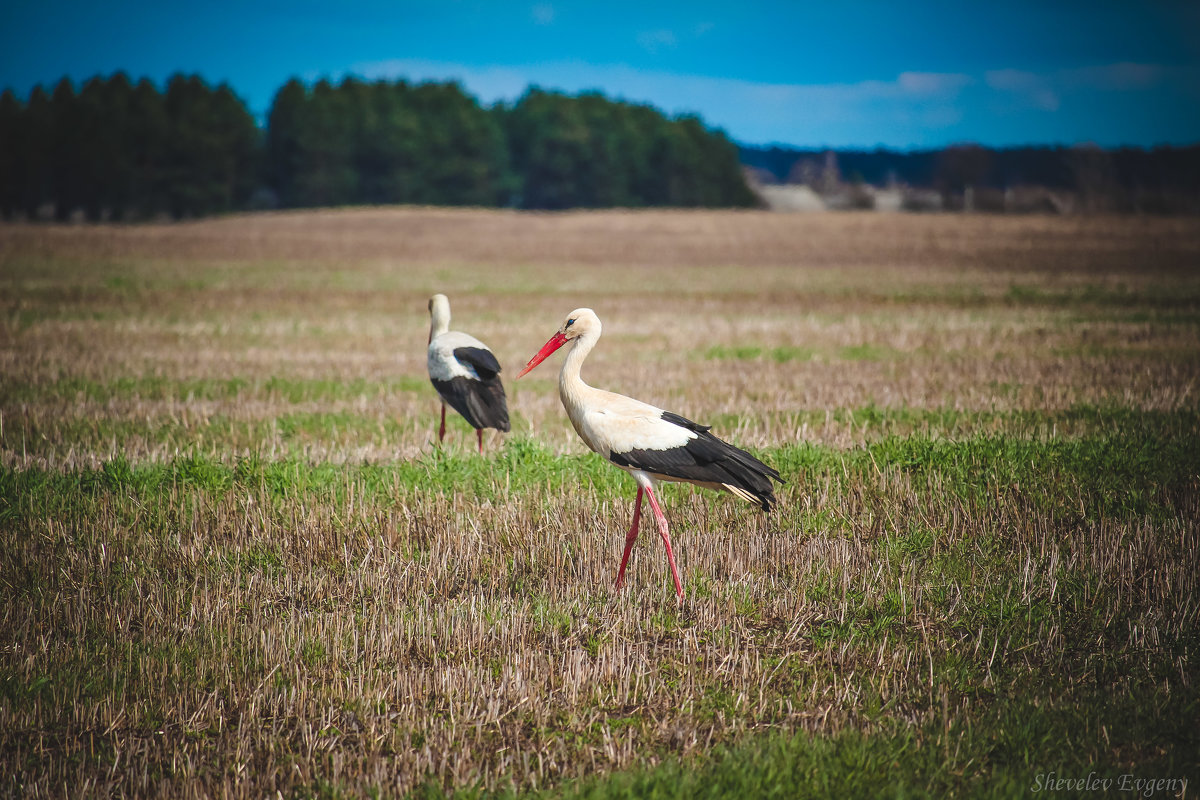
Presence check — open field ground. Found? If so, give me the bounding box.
[2,209,1199,797]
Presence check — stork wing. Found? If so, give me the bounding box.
[607,409,783,511]
[453,346,502,379]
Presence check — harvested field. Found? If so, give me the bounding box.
[2,208,1198,798]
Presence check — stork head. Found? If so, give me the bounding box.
[518,308,600,378]
[428,294,451,343]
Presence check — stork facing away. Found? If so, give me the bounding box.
[518,308,782,599]
[427,294,510,453]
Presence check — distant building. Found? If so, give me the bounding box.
[754,184,828,212]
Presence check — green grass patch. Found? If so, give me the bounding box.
[475,688,1197,800]
[1005,282,1200,309]
[702,345,815,363]
[4,406,1196,527]
[837,343,897,361]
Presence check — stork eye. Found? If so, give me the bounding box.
[566,318,576,327]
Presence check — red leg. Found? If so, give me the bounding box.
[477,428,484,454]
[614,487,644,589]
[644,485,684,600]
[438,403,446,443]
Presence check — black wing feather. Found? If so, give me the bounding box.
[453,347,502,379]
[431,375,511,432]
[609,411,782,511]
[660,411,711,433]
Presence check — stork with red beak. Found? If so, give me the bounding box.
[427,294,510,453]
[518,308,782,599]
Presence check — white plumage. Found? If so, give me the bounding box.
[428,330,492,382]
[518,308,782,599]
[569,391,696,457]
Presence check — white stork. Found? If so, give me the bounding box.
[427,294,510,453]
[518,308,782,599]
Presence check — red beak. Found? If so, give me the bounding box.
[518,332,568,378]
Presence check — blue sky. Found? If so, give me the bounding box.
[2,0,1198,148]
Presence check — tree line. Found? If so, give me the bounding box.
[6,71,1195,220]
[0,73,756,220]
[0,74,259,220]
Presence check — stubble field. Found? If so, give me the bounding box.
[1,208,1198,798]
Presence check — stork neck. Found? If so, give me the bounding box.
[558,329,597,400]
[429,309,450,340]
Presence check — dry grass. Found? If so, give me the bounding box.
[1,209,1198,798]
[3,210,1198,470]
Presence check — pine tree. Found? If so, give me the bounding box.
[17,86,54,219]
[100,73,136,220]
[162,74,258,217]
[291,78,358,206]
[266,78,308,207]
[128,78,169,218]
[49,77,82,221]
[0,90,20,219]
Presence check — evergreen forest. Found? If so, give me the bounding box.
[0,73,756,220]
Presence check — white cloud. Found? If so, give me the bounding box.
[985,69,1059,111]
[896,71,972,95]
[984,69,1042,92]
[636,30,677,54]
